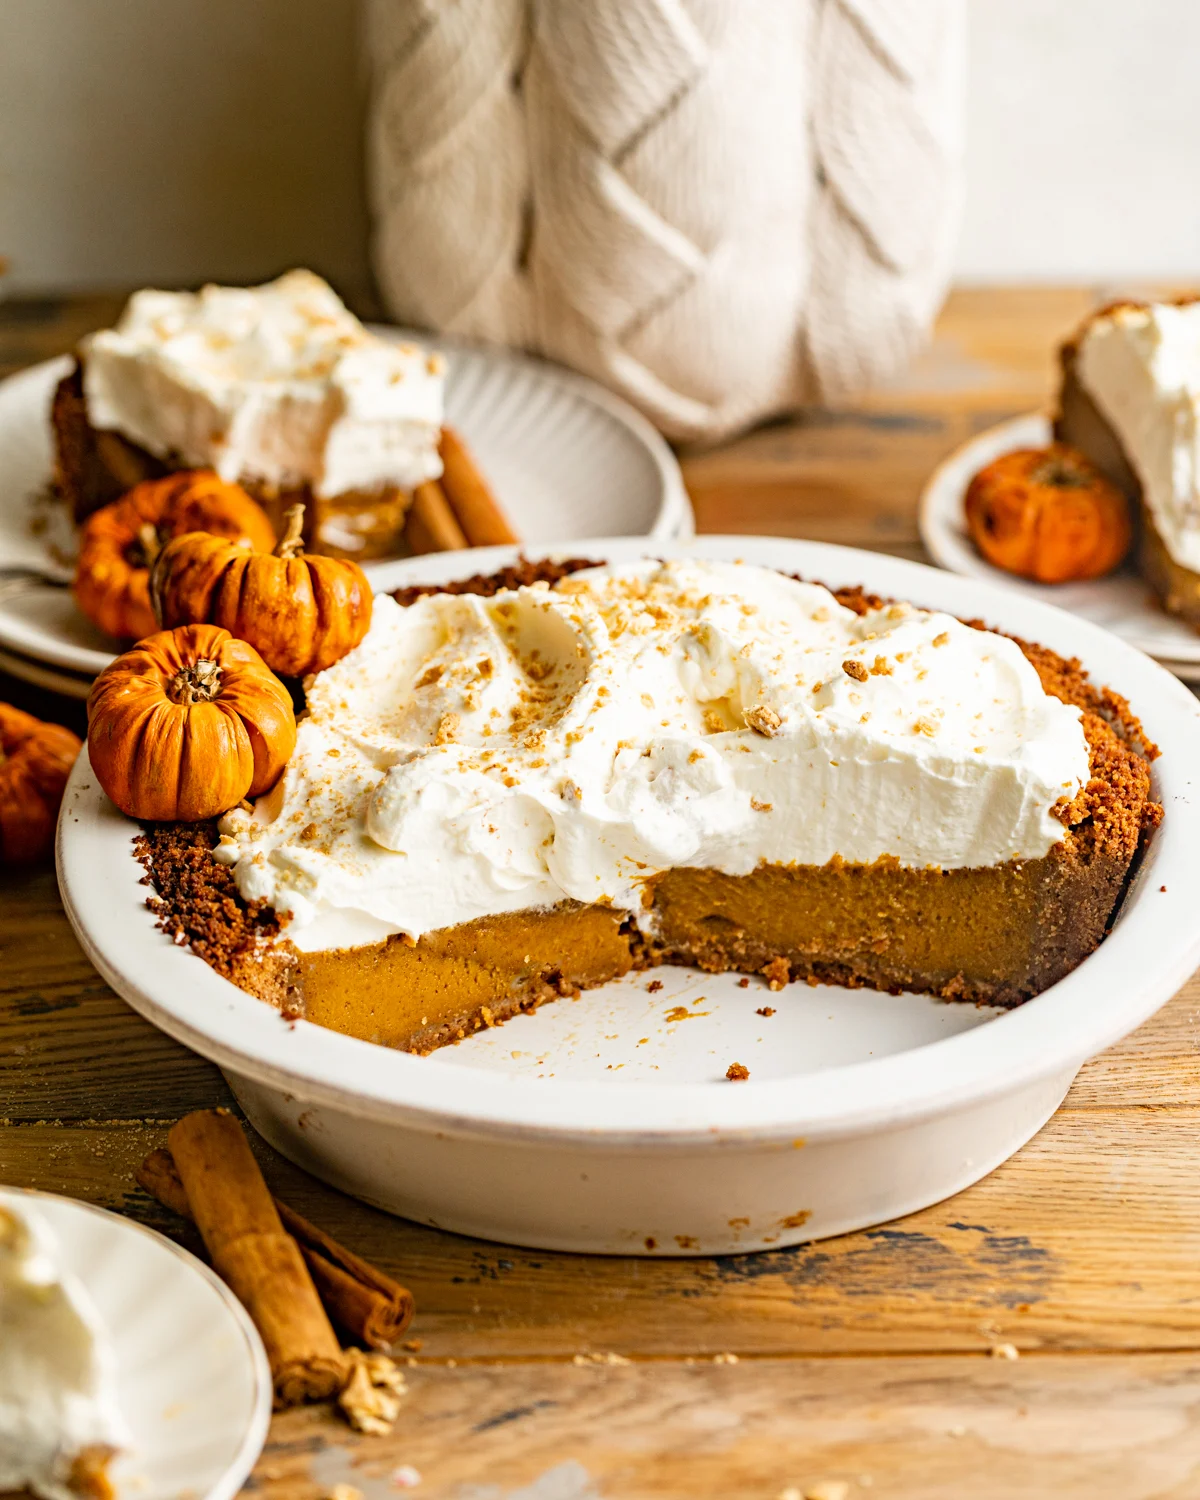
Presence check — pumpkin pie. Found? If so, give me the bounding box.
[1056,295,1200,626]
[133,556,1160,1055]
[51,270,445,560]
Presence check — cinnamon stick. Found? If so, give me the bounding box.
[406,480,468,553]
[438,427,519,546]
[166,1110,345,1404]
[137,1147,191,1217]
[275,1201,415,1352]
[137,1146,414,1350]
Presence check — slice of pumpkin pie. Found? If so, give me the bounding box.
[1056,295,1200,626]
[51,270,444,559]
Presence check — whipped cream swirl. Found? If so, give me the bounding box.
[82,269,444,499]
[216,560,1091,952]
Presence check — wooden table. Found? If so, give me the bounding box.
[5,289,1200,1499]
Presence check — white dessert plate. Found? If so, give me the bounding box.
[57,537,1200,1256]
[0,644,93,699]
[919,411,1200,676]
[1,1186,271,1500]
[0,338,691,686]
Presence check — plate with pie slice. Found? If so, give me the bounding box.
[919,411,1200,673]
[0,323,691,687]
[57,536,1200,1256]
[2,1187,270,1500]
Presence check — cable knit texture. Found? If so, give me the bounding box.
[365,0,964,442]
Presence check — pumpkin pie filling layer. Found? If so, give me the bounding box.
[134,558,1160,1054]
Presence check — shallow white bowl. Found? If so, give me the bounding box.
[0,643,93,699]
[0,339,691,684]
[2,1187,271,1500]
[919,411,1200,676]
[57,537,1200,1255]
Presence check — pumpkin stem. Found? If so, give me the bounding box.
[137,522,161,568]
[276,504,306,559]
[167,657,222,706]
[1031,455,1088,490]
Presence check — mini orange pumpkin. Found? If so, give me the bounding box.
[0,703,82,863]
[87,624,296,821]
[964,444,1132,584]
[74,471,277,642]
[151,504,373,677]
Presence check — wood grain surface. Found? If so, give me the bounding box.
[3,287,1199,1498]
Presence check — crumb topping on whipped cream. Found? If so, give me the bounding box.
[215,559,1091,952]
[81,269,444,498]
[1076,301,1200,570]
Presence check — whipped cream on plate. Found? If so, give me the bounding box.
[0,1194,128,1500]
[81,269,445,499]
[216,560,1091,952]
[1076,301,1200,571]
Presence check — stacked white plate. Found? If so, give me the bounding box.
[920,412,1200,683]
[0,337,692,699]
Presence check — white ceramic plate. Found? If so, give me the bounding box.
[1,1187,271,1500]
[57,537,1200,1256]
[919,411,1200,671]
[0,338,691,682]
[0,643,94,698]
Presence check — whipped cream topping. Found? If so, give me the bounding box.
[216,560,1090,953]
[82,269,445,501]
[0,1195,128,1500]
[1076,301,1200,571]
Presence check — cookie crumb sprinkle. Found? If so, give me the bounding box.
[744,704,782,737]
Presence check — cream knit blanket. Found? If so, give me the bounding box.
[365,0,964,442]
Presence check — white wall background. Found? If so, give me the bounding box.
[957,0,1200,281]
[1,0,1197,294]
[0,0,371,297]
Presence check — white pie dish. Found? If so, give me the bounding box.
[57,536,1200,1256]
[919,411,1200,677]
[0,337,691,686]
[1,1188,271,1500]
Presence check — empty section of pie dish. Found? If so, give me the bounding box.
[57,538,1200,1255]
